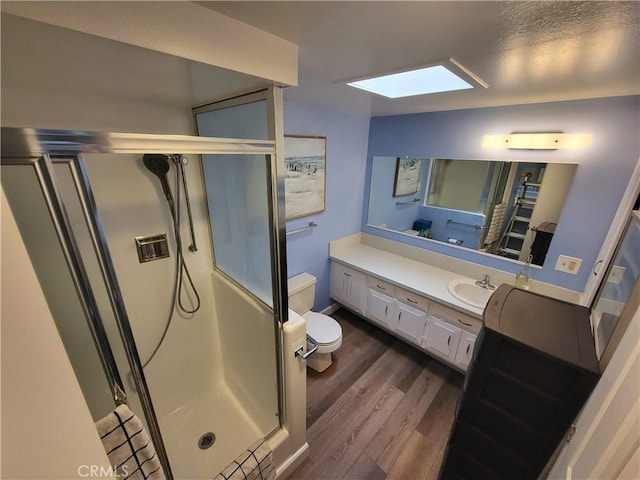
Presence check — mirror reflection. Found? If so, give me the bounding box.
[367,157,577,266]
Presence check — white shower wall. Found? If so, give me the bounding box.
[84,153,224,416]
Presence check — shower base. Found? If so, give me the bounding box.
[159,382,263,478]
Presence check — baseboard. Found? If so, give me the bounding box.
[320,302,340,315]
[275,442,309,479]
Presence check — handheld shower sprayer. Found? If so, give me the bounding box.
[140,152,201,369]
[143,154,174,208]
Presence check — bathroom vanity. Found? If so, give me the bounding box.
[329,236,487,372]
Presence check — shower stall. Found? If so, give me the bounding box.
[1,90,307,479]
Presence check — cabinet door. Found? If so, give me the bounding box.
[423,316,462,362]
[454,331,477,371]
[346,270,366,314]
[394,301,428,342]
[366,288,396,327]
[330,263,349,303]
[330,263,366,314]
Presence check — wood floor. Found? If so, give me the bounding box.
[289,309,464,480]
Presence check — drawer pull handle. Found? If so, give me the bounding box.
[457,318,473,327]
[406,297,418,304]
[466,344,471,355]
[385,305,388,315]
[376,284,386,290]
[447,335,452,346]
[344,272,351,277]
[398,312,402,321]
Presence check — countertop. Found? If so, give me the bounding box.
[330,243,487,319]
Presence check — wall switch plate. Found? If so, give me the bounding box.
[608,265,626,285]
[555,255,582,274]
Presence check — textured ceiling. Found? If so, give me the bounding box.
[202,1,640,116]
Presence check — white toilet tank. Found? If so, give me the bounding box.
[288,272,317,315]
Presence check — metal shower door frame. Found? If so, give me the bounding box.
[1,126,279,480]
[193,86,290,432]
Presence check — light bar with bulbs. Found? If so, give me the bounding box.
[482,133,593,150]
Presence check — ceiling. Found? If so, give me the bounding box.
[201,1,640,116]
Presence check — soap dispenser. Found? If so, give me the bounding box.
[515,255,532,290]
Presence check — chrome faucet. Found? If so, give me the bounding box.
[475,274,496,290]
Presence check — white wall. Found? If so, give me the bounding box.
[1,1,297,88]
[1,188,113,480]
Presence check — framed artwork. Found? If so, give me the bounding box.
[393,157,422,197]
[284,135,326,219]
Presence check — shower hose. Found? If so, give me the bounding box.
[142,155,201,368]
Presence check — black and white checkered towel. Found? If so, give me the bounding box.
[95,404,165,480]
[214,438,275,480]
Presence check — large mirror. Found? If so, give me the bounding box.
[367,156,577,266]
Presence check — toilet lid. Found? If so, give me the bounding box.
[303,312,342,345]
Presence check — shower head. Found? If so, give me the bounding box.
[143,154,170,177]
[143,154,173,203]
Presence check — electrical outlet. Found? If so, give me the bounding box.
[555,255,582,274]
[608,265,626,285]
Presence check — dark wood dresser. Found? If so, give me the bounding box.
[438,285,600,480]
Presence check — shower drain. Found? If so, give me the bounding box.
[198,432,216,450]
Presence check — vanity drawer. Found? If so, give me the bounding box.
[395,286,430,312]
[429,302,482,334]
[367,276,396,296]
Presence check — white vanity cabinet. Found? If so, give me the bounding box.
[391,287,430,342]
[423,316,462,362]
[454,331,477,370]
[425,303,480,367]
[329,259,483,373]
[366,289,396,328]
[330,263,366,314]
[395,301,429,342]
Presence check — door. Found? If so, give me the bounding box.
[454,332,477,370]
[395,301,428,342]
[519,163,577,262]
[423,316,461,362]
[330,262,366,313]
[366,288,396,327]
[547,279,640,479]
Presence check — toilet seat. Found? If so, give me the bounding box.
[302,311,342,353]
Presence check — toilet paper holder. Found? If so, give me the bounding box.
[295,334,319,360]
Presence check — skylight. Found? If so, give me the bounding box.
[347,65,474,98]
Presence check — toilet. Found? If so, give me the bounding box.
[288,272,342,372]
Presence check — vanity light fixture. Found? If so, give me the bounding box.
[347,58,488,98]
[482,133,593,150]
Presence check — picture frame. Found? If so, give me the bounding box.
[284,135,327,220]
[393,157,422,197]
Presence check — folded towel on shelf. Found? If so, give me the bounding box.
[214,438,275,480]
[95,404,165,480]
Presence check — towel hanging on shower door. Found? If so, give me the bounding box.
[214,438,275,480]
[95,404,165,480]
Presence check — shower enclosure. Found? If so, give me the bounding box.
[1,90,297,479]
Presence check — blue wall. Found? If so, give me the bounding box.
[364,95,640,292]
[284,102,370,310]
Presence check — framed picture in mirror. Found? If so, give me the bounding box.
[393,157,422,197]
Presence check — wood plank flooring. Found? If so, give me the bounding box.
[289,309,464,480]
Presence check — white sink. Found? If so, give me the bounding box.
[447,278,494,309]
